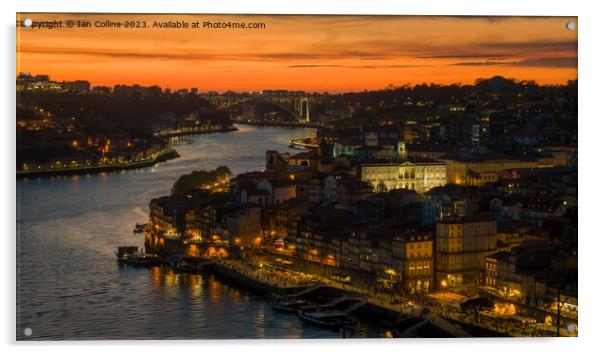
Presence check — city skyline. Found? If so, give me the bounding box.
[17,14,577,92]
[16,12,579,340]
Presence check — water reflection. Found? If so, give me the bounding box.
[146,266,204,297]
[255,302,266,338]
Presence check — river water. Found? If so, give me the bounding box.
[16,124,386,340]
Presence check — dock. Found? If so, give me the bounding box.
[212,259,320,296]
[114,246,472,337]
[211,258,472,337]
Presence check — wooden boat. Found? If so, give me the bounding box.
[116,247,161,266]
[116,246,138,258]
[133,223,147,233]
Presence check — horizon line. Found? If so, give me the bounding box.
[17,72,577,95]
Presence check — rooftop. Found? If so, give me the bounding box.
[438,215,495,224]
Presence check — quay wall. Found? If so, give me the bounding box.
[154,126,238,138]
[211,262,312,296]
[17,149,180,178]
[212,260,409,322]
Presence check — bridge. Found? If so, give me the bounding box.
[203,94,314,123]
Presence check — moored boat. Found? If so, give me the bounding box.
[116,246,138,258]
[115,246,161,266]
[133,223,147,233]
[270,298,310,313]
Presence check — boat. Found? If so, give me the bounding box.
[133,223,147,233]
[169,257,197,272]
[115,246,161,266]
[298,309,357,330]
[116,246,138,258]
[270,298,311,313]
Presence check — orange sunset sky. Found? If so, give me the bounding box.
[16,14,578,92]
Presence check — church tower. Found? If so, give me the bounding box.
[397,140,407,161]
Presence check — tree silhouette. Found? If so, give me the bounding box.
[171,166,231,195]
[460,296,494,324]
[466,169,482,186]
[376,180,388,193]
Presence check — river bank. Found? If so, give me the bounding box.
[17,125,239,179]
[211,259,317,296]
[17,148,180,178]
[153,125,238,138]
[235,121,321,129]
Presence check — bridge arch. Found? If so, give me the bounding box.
[205,95,311,123]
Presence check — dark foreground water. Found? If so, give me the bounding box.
[16,124,385,340]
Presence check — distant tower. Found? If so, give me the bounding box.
[397,140,407,160]
[266,150,279,171]
[266,150,288,174]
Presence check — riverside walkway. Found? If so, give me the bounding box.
[217,258,472,337]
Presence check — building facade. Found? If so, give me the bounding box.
[359,160,447,194]
[435,216,498,291]
[392,232,434,293]
[441,154,542,186]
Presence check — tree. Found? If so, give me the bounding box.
[376,180,388,193]
[466,169,482,186]
[460,297,494,324]
[171,166,231,195]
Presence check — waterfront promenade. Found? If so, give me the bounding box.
[17,148,179,178]
[17,126,237,178]
[212,257,471,337]
[216,259,318,289]
[153,125,237,138]
[220,253,571,337]
[309,270,472,337]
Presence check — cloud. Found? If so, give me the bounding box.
[450,57,577,68]
[288,64,343,68]
[288,64,429,69]
[417,40,576,62]
[451,61,513,66]
[19,37,577,72]
[19,46,395,62]
[511,57,577,68]
[418,54,512,59]
[447,15,574,23]
[346,64,430,69]
[477,40,577,52]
